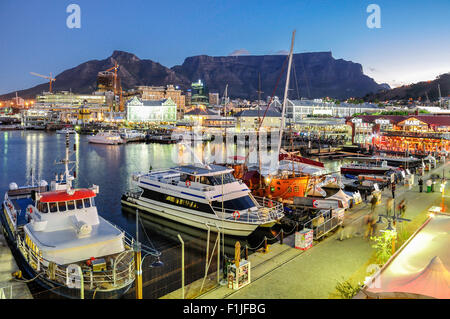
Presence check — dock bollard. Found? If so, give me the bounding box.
[245,245,248,260]
[280,229,284,245]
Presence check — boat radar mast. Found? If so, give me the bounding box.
[54,133,76,190]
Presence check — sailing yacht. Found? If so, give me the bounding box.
[121,164,284,237]
[1,134,136,299]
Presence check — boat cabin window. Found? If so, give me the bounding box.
[83,198,91,208]
[49,202,58,213]
[209,173,236,185]
[67,200,75,210]
[213,195,256,211]
[76,199,83,209]
[58,202,67,212]
[199,176,213,185]
[38,202,49,214]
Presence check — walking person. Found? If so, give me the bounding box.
[370,193,377,214]
[418,177,423,193]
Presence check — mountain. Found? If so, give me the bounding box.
[1,50,386,101]
[0,51,190,100]
[172,52,386,100]
[364,73,450,102]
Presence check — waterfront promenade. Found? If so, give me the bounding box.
[0,232,33,299]
[183,160,449,299]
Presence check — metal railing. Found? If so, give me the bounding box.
[15,232,135,294]
[211,196,284,224]
[304,209,344,240]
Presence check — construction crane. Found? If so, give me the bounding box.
[30,72,56,93]
[102,61,124,112]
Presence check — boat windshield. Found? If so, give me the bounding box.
[209,173,236,185]
[213,195,255,211]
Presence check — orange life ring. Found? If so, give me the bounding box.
[185,180,191,187]
[232,211,240,219]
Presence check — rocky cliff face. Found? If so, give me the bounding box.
[171,51,385,99]
[1,50,385,100]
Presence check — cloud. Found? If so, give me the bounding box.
[228,49,250,56]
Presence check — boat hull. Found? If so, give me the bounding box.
[250,175,310,200]
[121,195,260,237]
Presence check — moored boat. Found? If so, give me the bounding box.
[87,131,124,145]
[1,134,137,299]
[121,164,284,237]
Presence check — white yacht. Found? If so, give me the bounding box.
[87,131,124,145]
[121,164,284,237]
[119,128,145,141]
[56,127,76,134]
[1,134,140,299]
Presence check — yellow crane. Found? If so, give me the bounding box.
[102,62,123,111]
[30,72,56,93]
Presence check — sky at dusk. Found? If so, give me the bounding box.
[0,0,449,95]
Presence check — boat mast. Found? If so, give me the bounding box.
[277,30,296,164]
[257,73,263,187]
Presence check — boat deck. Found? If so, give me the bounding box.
[10,197,33,226]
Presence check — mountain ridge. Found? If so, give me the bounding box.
[1,50,387,101]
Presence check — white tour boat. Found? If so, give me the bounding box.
[87,131,124,145]
[1,134,141,299]
[121,164,284,237]
[56,127,77,134]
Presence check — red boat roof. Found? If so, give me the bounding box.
[39,189,96,203]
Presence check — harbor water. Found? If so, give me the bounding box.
[0,131,297,298]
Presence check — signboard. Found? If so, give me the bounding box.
[294,196,340,209]
[351,118,362,124]
[295,228,313,250]
[375,119,390,125]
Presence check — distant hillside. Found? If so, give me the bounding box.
[364,73,450,102]
[1,50,387,101]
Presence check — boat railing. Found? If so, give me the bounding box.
[16,233,135,293]
[212,197,284,224]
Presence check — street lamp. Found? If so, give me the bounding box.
[376,204,411,254]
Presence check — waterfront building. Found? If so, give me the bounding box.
[36,91,107,107]
[126,96,177,123]
[347,114,450,154]
[289,118,352,142]
[277,98,380,121]
[183,106,219,126]
[234,107,281,130]
[137,85,186,120]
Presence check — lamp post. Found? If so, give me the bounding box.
[376,204,411,255]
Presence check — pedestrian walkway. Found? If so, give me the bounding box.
[0,232,33,299]
[164,160,450,299]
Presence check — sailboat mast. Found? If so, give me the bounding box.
[278,30,296,158]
